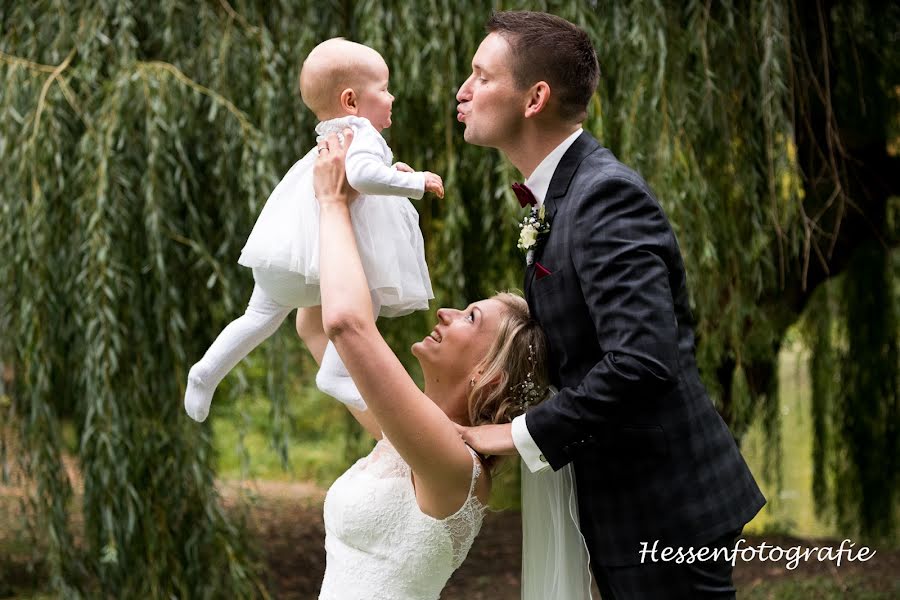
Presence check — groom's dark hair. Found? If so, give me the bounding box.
[486,11,599,123]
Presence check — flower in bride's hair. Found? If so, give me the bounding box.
[510,343,547,415]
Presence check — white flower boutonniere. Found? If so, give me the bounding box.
[517,204,551,265]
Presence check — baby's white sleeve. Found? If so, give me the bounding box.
[345,130,426,200]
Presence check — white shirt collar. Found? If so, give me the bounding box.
[524,128,583,207]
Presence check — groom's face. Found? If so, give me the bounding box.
[456,33,525,148]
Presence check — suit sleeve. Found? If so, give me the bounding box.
[525,174,681,470]
[345,129,426,199]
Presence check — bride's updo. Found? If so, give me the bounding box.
[467,293,550,426]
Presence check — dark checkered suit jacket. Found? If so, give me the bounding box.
[524,131,766,567]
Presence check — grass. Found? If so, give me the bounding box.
[213,384,372,486]
[739,576,900,600]
[741,575,899,599]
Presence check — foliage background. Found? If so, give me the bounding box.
[0,0,897,597]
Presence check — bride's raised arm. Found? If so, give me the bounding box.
[313,130,475,506]
[295,305,382,439]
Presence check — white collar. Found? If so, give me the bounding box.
[314,115,374,137]
[524,128,583,207]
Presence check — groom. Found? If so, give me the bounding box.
[457,11,766,598]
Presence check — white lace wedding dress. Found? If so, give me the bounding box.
[319,437,486,599]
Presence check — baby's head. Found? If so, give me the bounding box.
[299,38,394,131]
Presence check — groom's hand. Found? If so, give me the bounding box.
[455,423,518,456]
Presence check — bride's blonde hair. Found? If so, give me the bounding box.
[467,292,550,428]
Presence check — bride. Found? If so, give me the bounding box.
[308,128,552,599]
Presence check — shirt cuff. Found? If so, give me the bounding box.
[512,414,550,473]
[407,171,426,199]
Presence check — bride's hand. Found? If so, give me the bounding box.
[314,128,359,206]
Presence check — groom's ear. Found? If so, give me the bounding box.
[524,81,551,119]
[340,88,358,114]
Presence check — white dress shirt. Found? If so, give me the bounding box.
[511,127,583,473]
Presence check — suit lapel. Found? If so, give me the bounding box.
[524,131,601,302]
[524,261,536,298]
[543,131,601,223]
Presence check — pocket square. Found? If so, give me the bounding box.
[535,262,552,280]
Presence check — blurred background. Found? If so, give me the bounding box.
[1,1,897,598]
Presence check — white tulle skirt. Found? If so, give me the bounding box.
[238,149,433,317]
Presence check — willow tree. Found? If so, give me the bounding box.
[1,0,897,596]
[588,0,899,539]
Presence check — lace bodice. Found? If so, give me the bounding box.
[319,437,486,600]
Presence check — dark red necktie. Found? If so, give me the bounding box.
[512,182,537,208]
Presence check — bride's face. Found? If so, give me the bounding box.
[412,298,505,386]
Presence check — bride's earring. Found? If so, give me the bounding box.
[469,370,482,388]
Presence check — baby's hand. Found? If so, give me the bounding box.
[393,161,414,173]
[423,172,444,199]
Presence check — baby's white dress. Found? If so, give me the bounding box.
[238,115,433,317]
[319,437,486,599]
[183,116,434,422]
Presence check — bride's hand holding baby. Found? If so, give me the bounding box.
[314,129,359,207]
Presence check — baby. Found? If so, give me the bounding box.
[184,38,443,422]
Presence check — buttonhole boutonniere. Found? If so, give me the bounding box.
[517,204,550,265]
